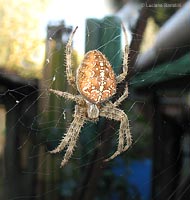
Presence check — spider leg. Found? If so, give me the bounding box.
[49,89,84,104]
[66,26,78,88]
[100,106,132,162]
[116,23,129,84]
[60,126,81,167]
[113,83,128,107]
[50,105,86,167]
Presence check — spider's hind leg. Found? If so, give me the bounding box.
[113,83,128,107]
[116,23,129,84]
[66,26,78,88]
[100,106,132,162]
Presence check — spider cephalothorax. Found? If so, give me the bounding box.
[49,24,132,167]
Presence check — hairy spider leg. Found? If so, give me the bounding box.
[113,83,128,107]
[50,105,86,167]
[116,23,129,83]
[66,26,78,88]
[100,106,132,162]
[49,89,84,104]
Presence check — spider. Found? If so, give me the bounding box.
[49,24,132,167]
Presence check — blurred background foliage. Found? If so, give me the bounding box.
[0,0,184,78]
[0,0,49,78]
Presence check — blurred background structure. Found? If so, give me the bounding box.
[0,0,190,200]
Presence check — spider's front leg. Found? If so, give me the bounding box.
[100,105,132,162]
[50,105,86,167]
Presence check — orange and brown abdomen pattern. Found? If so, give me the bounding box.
[76,50,116,104]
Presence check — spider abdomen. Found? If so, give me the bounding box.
[76,50,116,104]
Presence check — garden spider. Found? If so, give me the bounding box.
[49,24,132,167]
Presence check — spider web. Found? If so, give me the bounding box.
[0,1,190,200]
